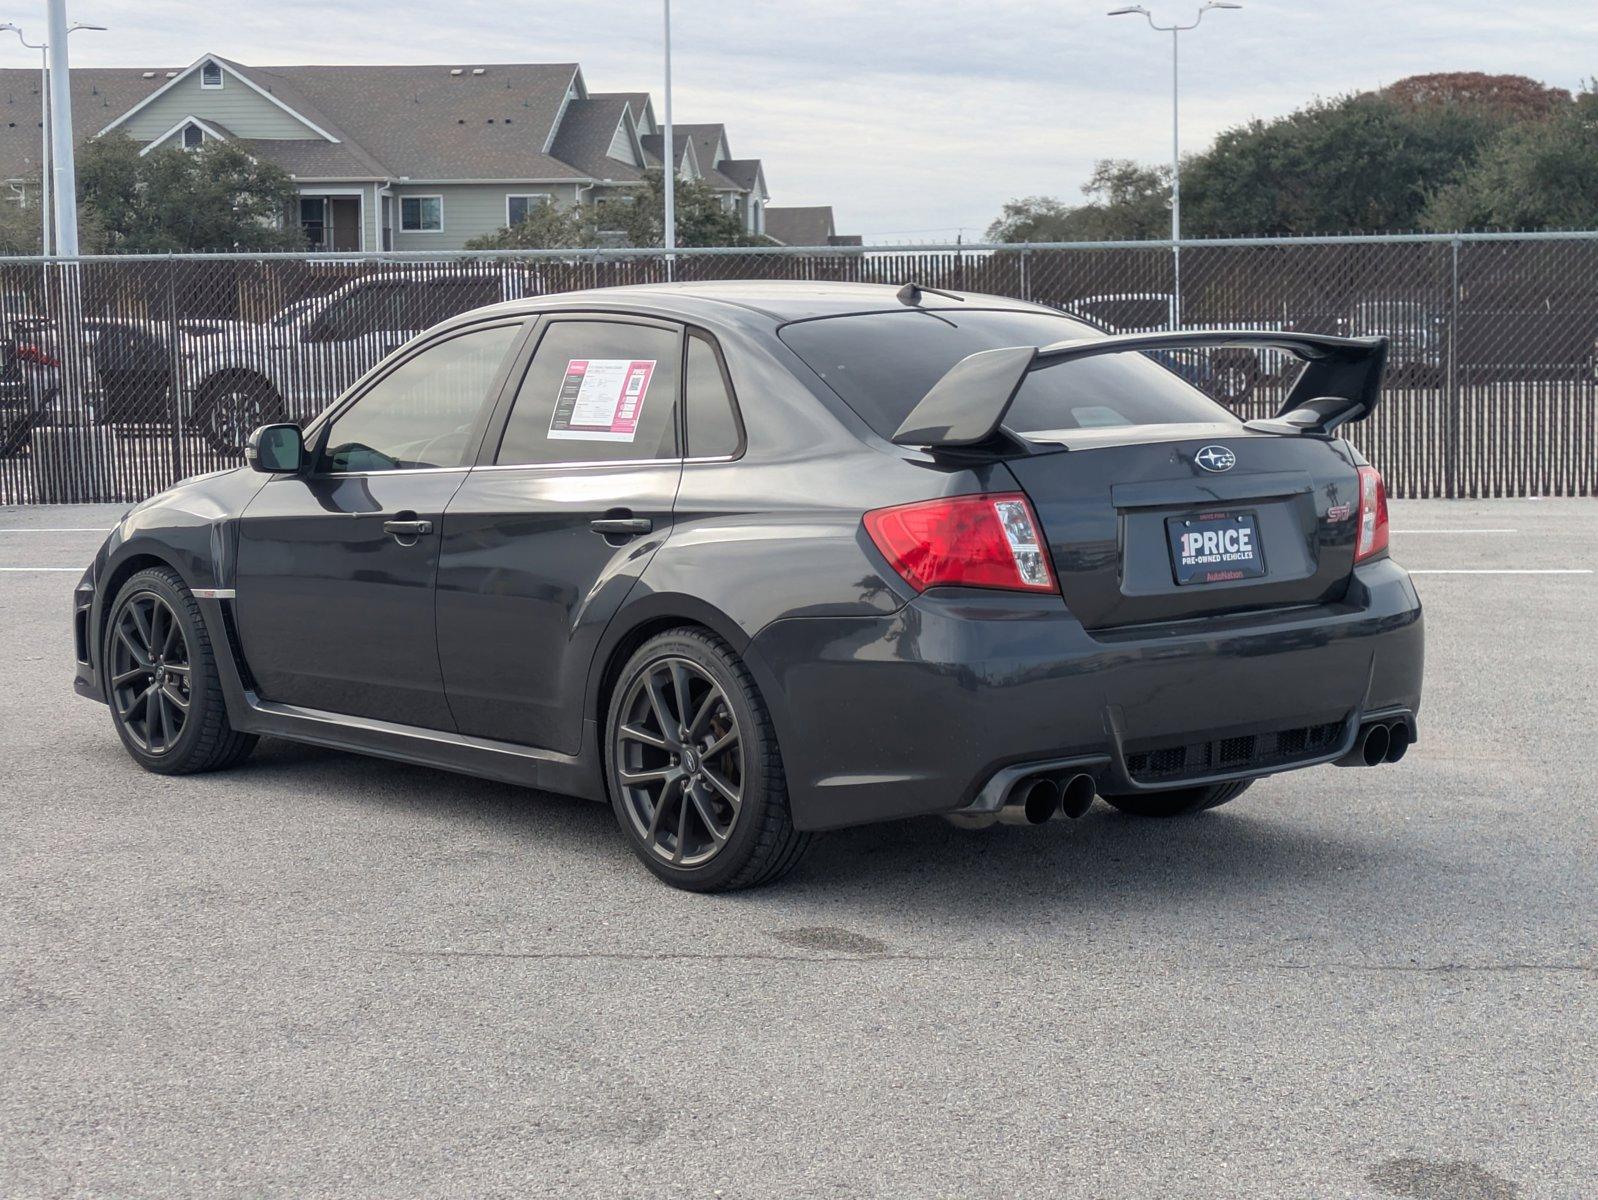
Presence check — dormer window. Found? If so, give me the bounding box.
[183,123,204,149]
[200,60,223,89]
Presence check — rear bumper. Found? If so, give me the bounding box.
[745,558,1423,831]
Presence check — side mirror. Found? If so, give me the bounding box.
[245,423,304,473]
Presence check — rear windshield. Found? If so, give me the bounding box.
[779,308,1234,439]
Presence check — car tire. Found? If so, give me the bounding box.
[104,566,257,775]
[0,415,34,457]
[1102,779,1253,818]
[195,373,286,456]
[605,627,812,892]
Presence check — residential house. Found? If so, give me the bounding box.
[0,54,844,251]
[764,205,860,247]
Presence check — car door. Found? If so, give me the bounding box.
[435,314,685,753]
[234,319,529,729]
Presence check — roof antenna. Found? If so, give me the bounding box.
[896,281,965,307]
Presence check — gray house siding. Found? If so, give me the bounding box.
[391,183,585,250]
[114,69,322,142]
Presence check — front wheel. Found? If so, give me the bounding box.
[1102,779,1253,818]
[104,566,257,775]
[605,627,811,892]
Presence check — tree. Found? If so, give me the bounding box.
[464,202,601,250]
[1383,72,1572,122]
[616,169,768,248]
[77,134,306,253]
[0,177,43,254]
[987,71,1584,241]
[1179,92,1511,237]
[986,161,1171,243]
[1422,87,1598,231]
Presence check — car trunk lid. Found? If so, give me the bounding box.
[1003,426,1364,630]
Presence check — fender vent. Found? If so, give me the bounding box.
[1126,720,1343,783]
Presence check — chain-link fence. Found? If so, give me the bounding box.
[1,231,1594,503]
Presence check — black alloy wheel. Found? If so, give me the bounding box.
[606,628,811,892]
[615,655,744,868]
[104,566,257,775]
[109,589,192,756]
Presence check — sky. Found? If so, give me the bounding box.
[38,0,1598,243]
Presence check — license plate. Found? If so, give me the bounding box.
[1167,511,1266,585]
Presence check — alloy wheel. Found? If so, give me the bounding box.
[614,656,744,867]
[109,591,192,755]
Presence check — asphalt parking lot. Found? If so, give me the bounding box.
[2,499,1593,1199]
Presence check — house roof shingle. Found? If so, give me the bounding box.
[765,206,837,247]
[672,123,742,190]
[547,96,642,182]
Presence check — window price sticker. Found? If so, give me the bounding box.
[548,359,657,442]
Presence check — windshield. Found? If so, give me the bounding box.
[778,308,1235,440]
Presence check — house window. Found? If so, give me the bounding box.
[400,195,443,232]
[201,60,223,89]
[506,194,552,226]
[182,123,204,150]
[300,197,327,248]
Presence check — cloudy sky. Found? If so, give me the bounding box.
[51,1,1598,242]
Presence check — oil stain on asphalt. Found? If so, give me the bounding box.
[768,926,891,956]
[1367,1157,1519,1200]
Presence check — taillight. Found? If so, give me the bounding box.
[1354,466,1389,563]
[863,492,1057,594]
[12,342,59,368]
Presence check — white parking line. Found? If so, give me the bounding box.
[0,567,83,572]
[0,528,110,533]
[1392,528,1517,534]
[1410,569,1592,575]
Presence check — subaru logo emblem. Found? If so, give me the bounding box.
[1195,445,1236,473]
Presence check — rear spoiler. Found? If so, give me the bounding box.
[890,330,1389,449]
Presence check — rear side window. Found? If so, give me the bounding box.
[779,308,1231,440]
[684,333,743,458]
[495,320,681,465]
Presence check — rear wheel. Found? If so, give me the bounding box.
[605,628,811,892]
[196,373,285,456]
[105,566,257,775]
[1102,779,1253,818]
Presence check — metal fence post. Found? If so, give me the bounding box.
[165,255,185,485]
[1447,237,1461,499]
[1019,248,1031,303]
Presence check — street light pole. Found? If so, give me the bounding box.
[45,0,86,257]
[661,0,675,272]
[1108,2,1240,327]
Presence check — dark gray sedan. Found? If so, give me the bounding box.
[72,282,1423,891]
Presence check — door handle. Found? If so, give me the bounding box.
[382,518,433,539]
[590,516,653,536]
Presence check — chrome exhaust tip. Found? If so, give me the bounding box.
[1335,721,1391,768]
[1058,772,1096,819]
[998,776,1062,825]
[1384,721,1411,764]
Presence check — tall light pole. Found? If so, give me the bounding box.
[1108,2,1240,326]
[44,1,108,257]
[660,0,675,268]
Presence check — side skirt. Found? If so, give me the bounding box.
[195,594,606,802]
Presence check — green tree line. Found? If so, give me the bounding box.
[988,72,1598,242]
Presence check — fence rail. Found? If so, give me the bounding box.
[1,231,1594,503]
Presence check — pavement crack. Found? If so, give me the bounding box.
[1254,960,1595,976]
[367,946,984,965]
